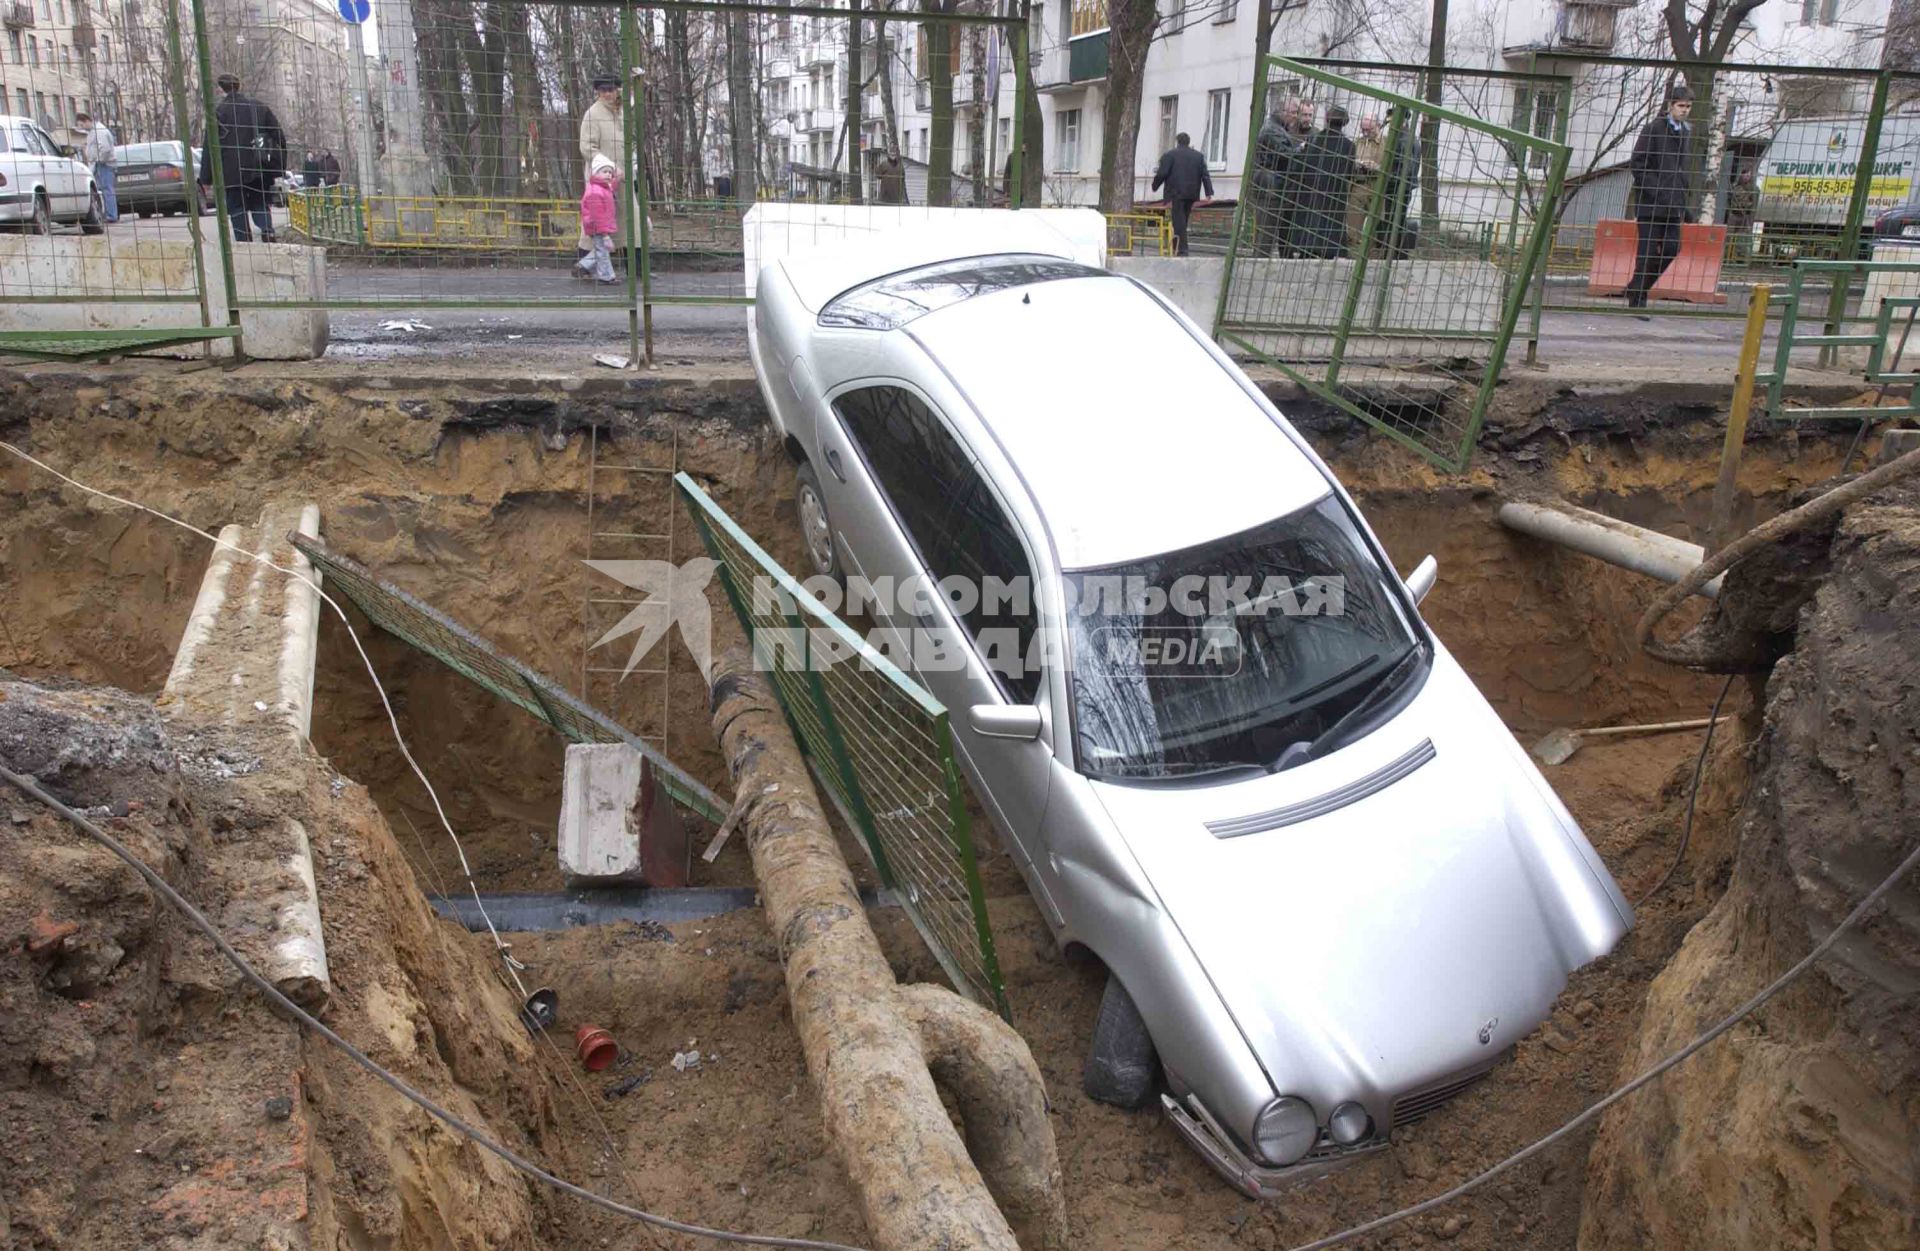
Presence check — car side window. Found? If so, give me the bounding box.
[7,125,29,154]
[27,126,55,156]
[834,384,1041,704]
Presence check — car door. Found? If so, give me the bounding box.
[29,123,79,213]
[824,381,1061,915]
[4,121,44,210]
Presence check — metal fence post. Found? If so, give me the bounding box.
[1327,103,1402,388]
[187,0,242,357]
[1213,55,1272,339]
[1011,11,1029,209]
[622,3,647,368]
[163,0,213,341]
[1525,73,1571,367]
[1824,69,1891,367]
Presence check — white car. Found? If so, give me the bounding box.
[747,214,1634,1196]
[0,115,104,234]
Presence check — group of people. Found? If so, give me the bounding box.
[1248,96,1418,262]
[300,149,343,189]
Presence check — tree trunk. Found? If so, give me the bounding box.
[928,2,955,206]
[848,0,866,203]
[876,20,902,157]
[1009,10,1042,207]
[1098,0,1156,212]
[707,650,1066,1251]
[727,3,757,206]
[1420,0,1446,230]
[967,25,987,205]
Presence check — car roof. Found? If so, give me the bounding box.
[759,208,1106,309]
[907,274,1330,569]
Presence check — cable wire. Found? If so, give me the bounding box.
[1635,674,1738,909]
[0,761,865,1251]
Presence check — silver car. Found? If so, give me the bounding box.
[748,220,1633,1196]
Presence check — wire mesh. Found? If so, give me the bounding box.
[676,471,1009,1021]
[288,531,729,825]
[1219,56,1567,473]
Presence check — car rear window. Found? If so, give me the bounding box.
[818,253,1113,330]
[115,142,182,165]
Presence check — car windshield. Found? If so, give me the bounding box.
[817,254,1112,329]
[1064,495,1424,782]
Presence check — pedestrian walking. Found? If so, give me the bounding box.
[197,74,286,243]
[873,143,909,205]
[1150,131,1213,256]
[1294,104,1356,258]
[575,154,621,284]
[301,150,322,189]
[578,71,625,271]
[1250,96,1308,258]
[75,111,117,223]
[1626,83,1695,314]
[318,150,341,186]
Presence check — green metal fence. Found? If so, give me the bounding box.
[676,472,1009,1021]
[1759,257,1920,422]
[1217,55,1570,473]
[289,532,729,826]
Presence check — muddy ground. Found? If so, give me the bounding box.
[0,363,1876,1249]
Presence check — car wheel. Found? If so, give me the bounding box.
[794,461,839,580]
[1083,974,1158,1110]
[26,192,51,236]
[81,188,106,235]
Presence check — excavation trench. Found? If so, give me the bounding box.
[0,366,1868,1250]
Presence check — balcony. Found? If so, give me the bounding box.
[71,18,94,47]
[803,108,835,133]
[1068,31,1108,82]
[1553,5,1616,50]
[4,3,32,29]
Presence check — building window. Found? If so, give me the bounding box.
[8,31,19,64]
[1161,0,1183,35]
[1204,88,1231,166]
[1030,3,1044,54]
[36,0,48,21]
[1071,0,1107,38]
[1508,85,1556,170]
[33,91,45,124]
[99,33,109,63]
[1213,0,1238,22]
[1801,0,1840,23]
[13,89,26,117]
[996,116,1011,169]
[1054,107,1080,172]
[919,126,928,159]
[1158,95,1178,154]
[26,35,36,67]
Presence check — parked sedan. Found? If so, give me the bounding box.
[749,216,1635,1196]
[0,114,103,233]
[113,141,213,217]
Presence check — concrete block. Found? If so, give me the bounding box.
[0,234,328,359]
[1880,428,1920,464]
[559,743,648,884]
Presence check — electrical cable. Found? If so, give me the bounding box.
[1280,826,1920,1251]
[0,761,866,1251]
[1634,674,1737,909]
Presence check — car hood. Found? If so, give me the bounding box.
[1088,646,1631,1115]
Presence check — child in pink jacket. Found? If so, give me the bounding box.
[575,154,619,283]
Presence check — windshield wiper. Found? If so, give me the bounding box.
[1105,760,1270,784]
[1274,644,1424,771]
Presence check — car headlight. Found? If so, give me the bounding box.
[1329,1101,1373,1146]
[1252,1095,1318,1166]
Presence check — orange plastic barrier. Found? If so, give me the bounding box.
[1586,218,1728,304]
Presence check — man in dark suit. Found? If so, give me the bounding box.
[1151,132,1214,256]
[197,73,286,243]
[1626,83,1695,313]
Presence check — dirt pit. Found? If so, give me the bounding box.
[0,365,1860,1249]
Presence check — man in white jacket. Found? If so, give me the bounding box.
[75,111,117,223]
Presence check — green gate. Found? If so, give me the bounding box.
[677,473,1009,1021]
[1216,57,1570,472]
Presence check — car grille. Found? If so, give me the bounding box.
[1391,1066,1494,1128]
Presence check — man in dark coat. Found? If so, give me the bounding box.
[318,150,341,186]
[1625,83,1695,312]
[1250,96,1308,257]
[873,142,909,205]
[301,150,322,189]
[1151,132,1213,256]
[197,73,286,242]
[1293,104,1356,258]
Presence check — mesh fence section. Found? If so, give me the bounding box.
[1219,56,1567,473]
[288,531,728,825]
[677,471,1009,1021]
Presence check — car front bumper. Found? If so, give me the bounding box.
[1161,1092,1385,1200]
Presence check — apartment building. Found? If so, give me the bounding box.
[0,0,114,140]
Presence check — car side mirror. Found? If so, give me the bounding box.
[969,704,1042,742]
[1405,554,1438,605]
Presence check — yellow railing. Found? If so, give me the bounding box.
[1107,209,1173,257]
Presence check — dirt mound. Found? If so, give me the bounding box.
[1580,483,1920,1250]
[0,677,587,1250]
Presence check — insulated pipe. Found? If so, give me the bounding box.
[1497,501,1724,600]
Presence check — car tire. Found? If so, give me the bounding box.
[81,188,106,235]
[26,192,51,236]
[794,461,839,580]
[1083,974,1158,1110]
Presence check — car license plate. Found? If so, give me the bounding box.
[1904,225,1920,238]
[120,173,150,183]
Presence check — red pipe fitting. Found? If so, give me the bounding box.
[575,1024,619,1072]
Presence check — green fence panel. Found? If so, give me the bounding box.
[289,532,728,825]
[676,472,1009,1021]
[1217,56,1569,473]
